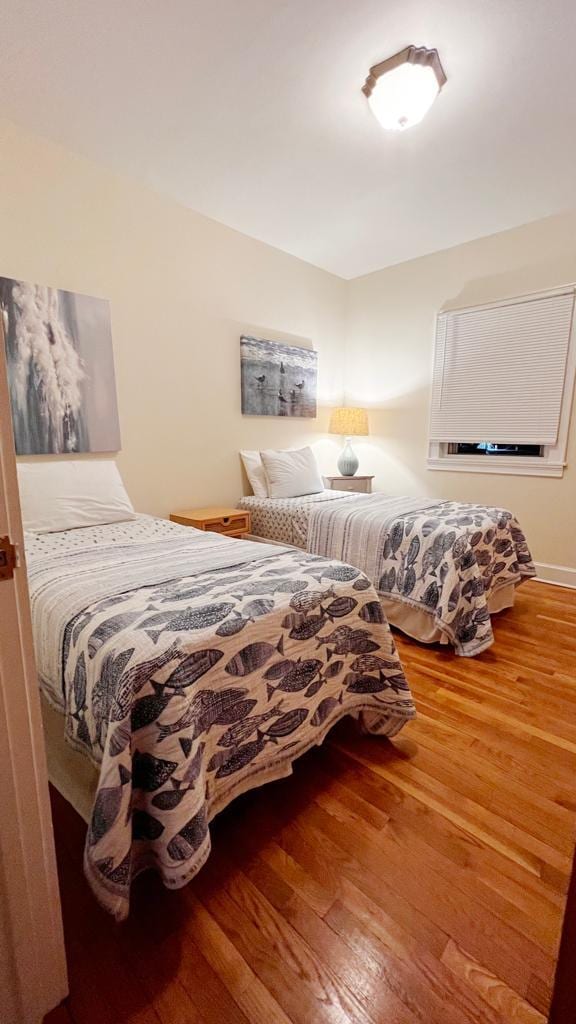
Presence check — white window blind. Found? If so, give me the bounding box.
[429,287,576,444]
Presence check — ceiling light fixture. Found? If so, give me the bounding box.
[362,45,446,131]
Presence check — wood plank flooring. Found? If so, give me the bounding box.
[44,580,576,1024]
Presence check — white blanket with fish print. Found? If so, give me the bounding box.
[27,521,415,919]
[308,494,536,656]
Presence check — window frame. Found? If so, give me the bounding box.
[427,284,576,479]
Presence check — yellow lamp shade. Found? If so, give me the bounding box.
[329,407,369,436]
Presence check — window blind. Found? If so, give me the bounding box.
[429,288,576,444]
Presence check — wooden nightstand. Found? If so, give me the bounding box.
[325,475,374,494]
[170,506,252,538]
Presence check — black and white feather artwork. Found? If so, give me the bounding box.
[1,276,120,454]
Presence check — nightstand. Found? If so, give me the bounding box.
[170,506,252,538]
[324,475,374,494]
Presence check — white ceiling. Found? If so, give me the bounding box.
[2,0,576,278]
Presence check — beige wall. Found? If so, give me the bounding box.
[345,212,576,569]
[2,116,575,570]
[0,118,346,514]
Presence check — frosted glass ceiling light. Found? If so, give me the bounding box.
[363,45,446,131]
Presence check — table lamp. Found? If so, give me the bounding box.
[329,407,369,476]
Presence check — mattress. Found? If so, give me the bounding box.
[239,489,359,547]
[27,514,415,918]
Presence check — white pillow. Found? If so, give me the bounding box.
[239,450,269,498]
[17,459,137,533]
[260,447,324,499]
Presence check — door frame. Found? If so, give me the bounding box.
[549,847,576,1023]
[0,329,68,1022]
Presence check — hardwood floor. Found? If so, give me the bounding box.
[44,580,576,1024]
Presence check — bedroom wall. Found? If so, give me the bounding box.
[0,117,346,514]
[344,211,576,574]
[2,117,575,575]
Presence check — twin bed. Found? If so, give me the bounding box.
[239,488,536,656]
[24,455,535,917]
[27,513,414,919]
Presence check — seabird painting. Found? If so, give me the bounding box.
[240,335,317,418]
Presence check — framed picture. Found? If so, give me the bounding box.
[240,335,317,418]
[1,276,121,454]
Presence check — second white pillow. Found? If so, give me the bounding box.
[260,447,324,499]
[239,450,269,498]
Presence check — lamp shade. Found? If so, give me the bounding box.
[362,46,447,132]
[368,62,439,131]
[329,407,369,436]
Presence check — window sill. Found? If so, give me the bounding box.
[426,456,565,478]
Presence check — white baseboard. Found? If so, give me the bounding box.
[534,562,576,590]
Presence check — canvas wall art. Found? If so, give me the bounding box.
[240,335,317,418]
[1,276,121,454]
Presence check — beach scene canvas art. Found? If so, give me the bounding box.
[240,335,317,418]
[1,276,121,454]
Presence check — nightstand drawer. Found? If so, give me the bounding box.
[170,507,252,537]
[338,478,365,492]
[203,514,249,535]
[324,475,374,494]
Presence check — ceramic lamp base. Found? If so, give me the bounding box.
[337,438,359,477]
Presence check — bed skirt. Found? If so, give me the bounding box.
[381,581,516,647]
[41,695,97,824]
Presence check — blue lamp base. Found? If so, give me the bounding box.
[337,437,359,477]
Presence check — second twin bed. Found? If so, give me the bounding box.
[239,488,535,656]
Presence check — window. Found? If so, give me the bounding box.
[453,443,543,458]
[427,285,576,477]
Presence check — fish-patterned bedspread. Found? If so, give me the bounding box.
[307,494,536,656]
[27,519,414,919]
